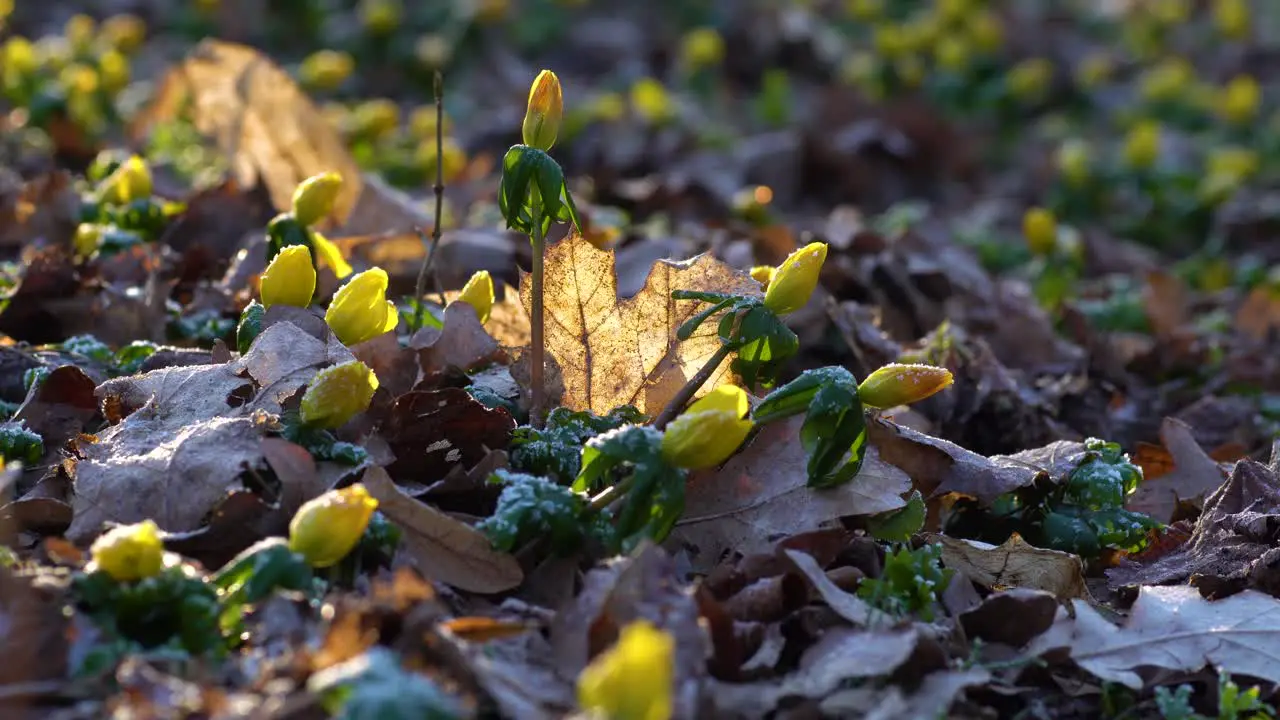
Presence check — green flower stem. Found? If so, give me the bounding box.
[588,475,633,513]
[652,344,732,430]
[530,203,546,429]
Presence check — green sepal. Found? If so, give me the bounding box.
[265,212,313,265]
[236,300,265,355]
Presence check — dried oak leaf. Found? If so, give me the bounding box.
[362,466,522,593]
[68,363,262,542]
[241,319,353,409]
[669,416,910,572]
[12,364,99,460]
[931,533,1089,601]
[133,40,362,224]
[1127,417,1229,524]
[1028,585,1280,689]
[410,302,503,378]
[526,233,759,415]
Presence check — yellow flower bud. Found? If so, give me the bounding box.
[0,0,11,19]
[750,265,775,289]
[299,49,354,92]
[660,385,753,470]
[935,36,971,74]
[857,363,954,409]
[74,223,101,256]
[966,10,1004,54]
[681,27,725,70]
[631,77,674,124]
[353,98,401,141]
[300,360,380,429]
[261,245,316,308]
[1215,0,1250,40]
[591,92,626,122]
[1152,0,1191,25]
[64,14,96,55]
[1006,58,1054,103]
[577,620,675,720]
[1140,57,1193,104]
[453,270,494,323]
[292,171,344,227]
[1220,74,1260,125]
[1199,146,1259,204]
[522,69,564,151]
[413,136,468,182]
[102,14,147,54]
[846,0,883,21]
[872,24,907,58]
[935,0,972,23]
[1057,139,1091,187]
[100,156,152,205]
[3,37,36,78]
[89,519,165,582]
[1075,52,1113,89]
[409,105,452,140]
[1022,207,1057,256]
[288,483,379,568]
[98,50,130,95]
[59,63,99,96]
[358,0,402,35]
[1123,121,1161,170]
[325,267,400,346]
[764,242,827,315]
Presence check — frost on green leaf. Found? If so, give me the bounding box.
[23,366,49,392]
[856,542,952,621]
[478,470,605,555]
[510,405,645,483]
[61,334,113,364]
[113,341,159,375]
[309,647,461,720]
[0,421,44,465]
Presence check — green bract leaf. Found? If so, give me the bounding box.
[309,647,462,720]
[510,405,644,483]
[574,424,664,493]
[0,421,43,465]
[236,300,265,355]
[212,537,315,635]
[477,470,601,555]
[856,543,952,621]
[866,490,925,542]
[71,562,224,658]
[498,145,582,237]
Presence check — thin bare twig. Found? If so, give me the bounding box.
[415,70,447,305]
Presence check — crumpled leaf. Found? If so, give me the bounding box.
[410,302,503,378]
[69,362,263,542]
[361,466,522,593]
[1028,585,1280,689]
[932,533,1089,600]
[783,548,888,627]
[670,416,910,572]
[1127,417,1228,523]
[134,40,362,224]
[241,318,354,405]
[382,388,515,484]
[526,233,759,415]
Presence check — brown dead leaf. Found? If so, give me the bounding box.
[12,364,99,460]
[1142,270,1189,340]
[528,233,760,415]
[382,388,514,484]
[1127,418,1229,523]
[161,490,281,571]
[411,302,503,378]
[259,437,328,519]
[69,362,265,542]
[959,589,1059,647]
[1236,286,1280,341]
[361,466,522,593]
[670,416,910,572]
[1029,585,1280,689]
[134,40,362,224]
[783,548,889,627]
[240,319,354,408]
[932,533,1089,600]
[440,617,538,643]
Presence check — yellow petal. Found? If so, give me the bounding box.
[453,270,494,323]
[661,409,752,470]
[311,230,354,279]
[288,484,379,568]
[686,384,748,418]
[577,620,675,720]
[522,69,563,151]
[292,171,344,227]
[325,267,396,346]
[300,359,380,429]
[763,241,828,315]
[89,519,164,582]
[260,244,317,308]
[857,363,953,409]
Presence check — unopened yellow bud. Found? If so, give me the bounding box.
[359,0,402,34]
[292,171,344,227]
[764,242,827,315]
[325,267,400,346]
[89,519,164,582]
[1006,58,1053,103]
[857,363,954,409]
[1057,139,1091,186]
[74,223,101,256]
[261,245,316,308]
[453,270,494,323]
[1220,75,1260,125]
[1022,207,1058,256]
[846,0,883,21]
[966,11,1004,54]
[661,385,753,470]
[935,36,971,74]
[64,14,96,54]
[100,155,152,205]
[299,49,354,92]
[1153,0,1191,25]
[591,92,626,122]
[577,620,675,720]
[1215,0,1250,40]
[681,27,725,69]
[98,50,130,95]
[353,99,401,141]
[300,360,380,429]
[522,70,564,151]
[1140,57,1193,104]
[409,105,452,140]
[750,265,775,289]
[1075,52,1113,89]
[1123,121,1161,170]
[102,14,147,54]
[631,77,674,124]
[288,484,378,567]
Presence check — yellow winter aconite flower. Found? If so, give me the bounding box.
[1074,52,1113,89]
[681,27,725,69]
[1006,58,1053,103]
[98,50,130,94]
[103,14,147,54]
[64,14,96,54]
[413,136,468,182]
[90,519,164,582]
[292,171,343,227]
[1220,74,1261,125]
[1215,0,1249,40]
[522,69,564,151]
[300,360,380,429]
[1022,207,1058,256]
[1140,57,1193,104]
[934,36,971,74]
[1057,139,1091,187]
[74,223,101,256]
[577,620,675,720]
[966,10,1004,54]
[358,0,402,34]
[591,92,626,122]
[660,385,753,470]
[100,156,152,205]
[299,49,354,92]
[631,77,674,124]
[414,33,453,68]
[453,270,494,323]
[288,484,379,568]
[260,245,316,308]
[764,242,828,315]
[325,267,400,346]
[311,230,354,279]
[1199,146,1260,203]
[409,105,452,139]
[1123,121,1161,170]
[857,363,954,409]
[750,265,775,289]
[353,99,401,141]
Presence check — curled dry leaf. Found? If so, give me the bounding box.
[381,388,514,484]
[240,319,354,409]
[670,416,910,573]
[410,302,503,378]
[930,533,1090,601]
[1126,417,1228,523]
[361,466,522,594]
[133,40,362,223]
[783,548,889,627]
[1028,585,1280,689]
[526,233,760,415]
[12,364,99,461]
[959,589,1060,648]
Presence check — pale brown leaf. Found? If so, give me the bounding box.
[1127,417,1229,523]
[361,466,522,594]
[783,549,889,627]
[526,233,759,415]
[931,533,1089,600]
